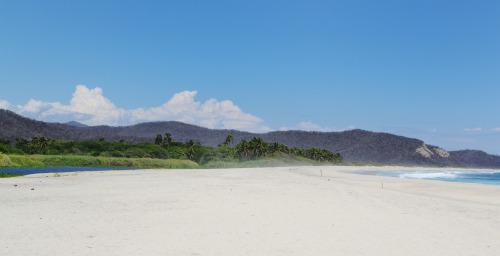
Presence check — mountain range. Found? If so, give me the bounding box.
[1,109,499,168]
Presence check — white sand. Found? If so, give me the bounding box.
[1,166,499,256]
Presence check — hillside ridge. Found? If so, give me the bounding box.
[1,109,499,168]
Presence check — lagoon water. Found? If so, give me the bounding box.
[364,169,500,186]
[0,166,139,175]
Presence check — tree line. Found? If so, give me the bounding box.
[0,134,342,164]
[230,136,342,163]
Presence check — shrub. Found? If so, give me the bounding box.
[150,147,168,159]
[125,148,147,158]
[1,154,12,166]
[166,146,187,159]
[72,147,82,154]
[109,150,125,157]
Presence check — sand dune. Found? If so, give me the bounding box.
[1,166,499,255]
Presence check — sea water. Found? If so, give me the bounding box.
[0,166,139,175]
[362,170,500,186]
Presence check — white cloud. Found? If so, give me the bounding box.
[493,128,500,132]
[0,100,11,110]
[464,128,482,132]
[280,121,355,132]
[2,85,269,132]
[430,129,438,133]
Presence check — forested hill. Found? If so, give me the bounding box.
[1,109,499,168]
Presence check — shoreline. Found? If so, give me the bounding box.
[1,166,499,255]
[3,163,500,175]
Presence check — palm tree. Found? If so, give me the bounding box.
[154,134,163,145]
[235,140,249,161]
[163,133,172,147]
[249,137,267,159]
[269,142,279,154]
[278,144,289,154]
[30,137,47,152]
[224,134,234,146]
[37,136,48,149]
[186,140,195,160]
[308,147,320,161]
[334,153,343,163]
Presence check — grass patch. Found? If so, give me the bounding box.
[3,154,199,169]
[202,154,326,169]
[0,172,24,178]
[2,153,333,171]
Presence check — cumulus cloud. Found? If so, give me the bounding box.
[0,100,11,110]
[1,85,269,132]
[17,99,53,114]
[280,121,355,132]
[464,128,482,132]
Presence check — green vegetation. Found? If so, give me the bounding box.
[0,172,24,178]
[199,137,342,165]
[3,155,198,169]
[0,134,342,169]
[203,154,322,169]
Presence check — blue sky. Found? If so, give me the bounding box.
[1,0,499,154]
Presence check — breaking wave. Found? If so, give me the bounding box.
[399,171,461,179]
[366,170,500,186]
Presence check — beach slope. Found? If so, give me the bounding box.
[1,166,499,255]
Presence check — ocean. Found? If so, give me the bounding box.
[362,169,500,186]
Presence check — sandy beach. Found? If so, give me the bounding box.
[1,166,499,255]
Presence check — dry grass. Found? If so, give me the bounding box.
[1,154,12,166]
